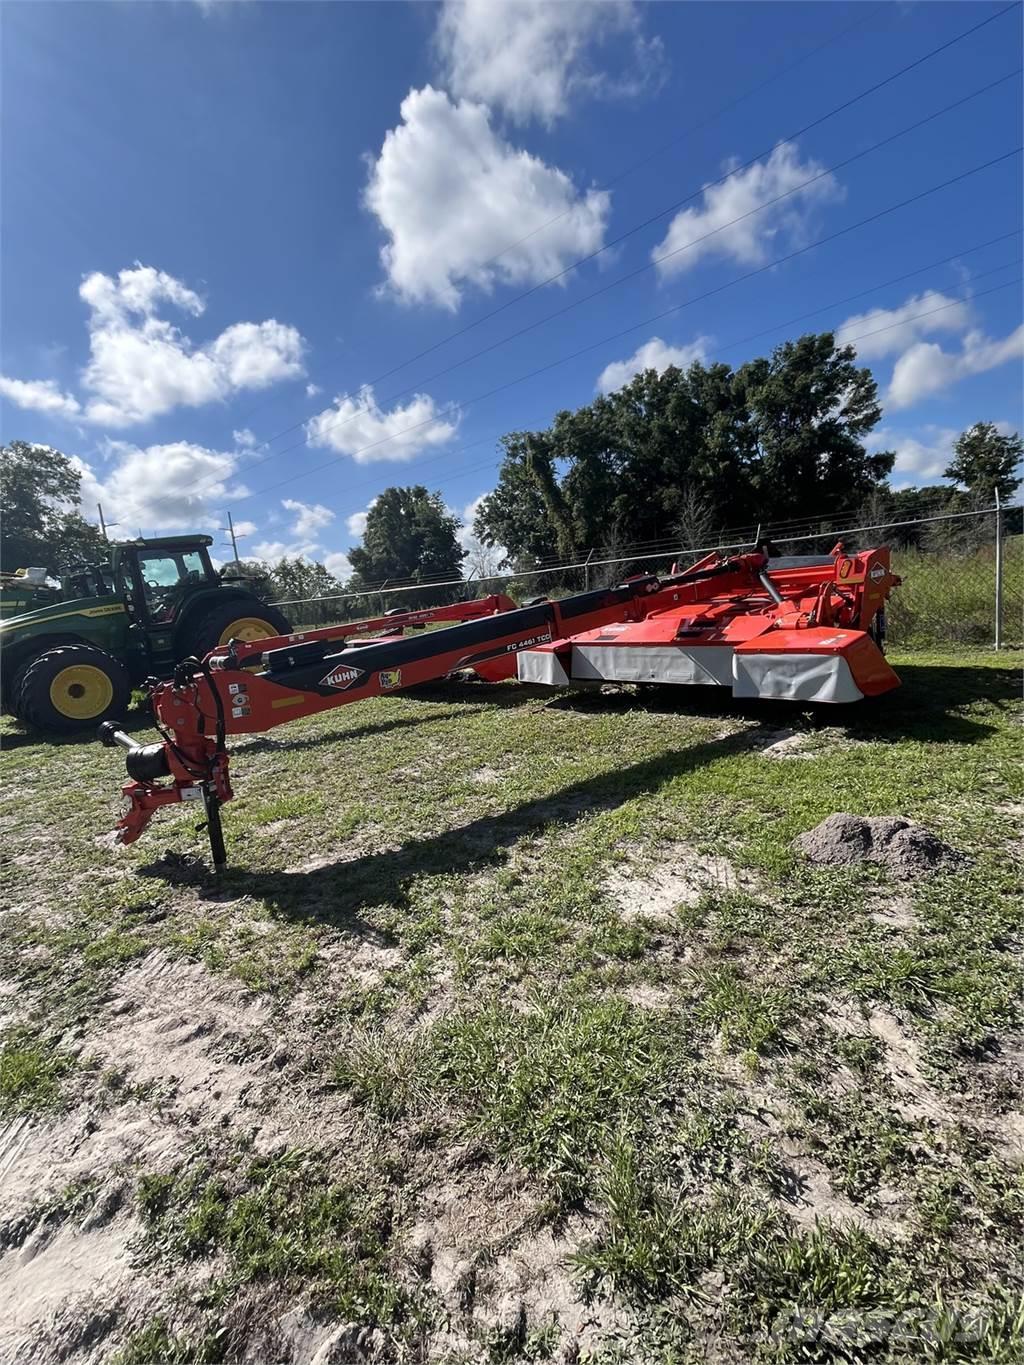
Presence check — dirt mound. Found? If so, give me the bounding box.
[793,814,963,878]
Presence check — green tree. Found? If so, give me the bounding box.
[944,423,1023,503]
[472,433,563,568]
[474,333,892,565]
[736,333,893,520]
[348,486,466,606]
[261,556,347,627]
[0,440,107,574]
[267,555,346,603]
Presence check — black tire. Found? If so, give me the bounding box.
[17,643,131,735]
[5,658,37,720]
[179,599,292,659]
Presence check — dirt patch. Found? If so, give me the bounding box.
[605,844,745,920]
[405,1162,628,1359]
[751,728,814,760]
[0,1104,176,1364]
[868,895,920,931]
[470,766,501,785]
[89,952,274,1126]
[793,814,964,878]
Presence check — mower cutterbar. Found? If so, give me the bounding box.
[100,547,899,869]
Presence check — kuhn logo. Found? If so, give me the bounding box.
[869,563,886,582]
[321,665,364,690]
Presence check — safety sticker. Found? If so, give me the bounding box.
[321,664,365,689]
[869,563,886,582]
[378,669,402,689]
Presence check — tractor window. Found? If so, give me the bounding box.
[137,550,208,622]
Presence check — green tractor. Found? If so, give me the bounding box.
[1,534,291,735]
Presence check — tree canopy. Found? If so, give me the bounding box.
[348,486,465,604]
[474,333,895,565]
[0,440,108,574]
[944,423,1023,504]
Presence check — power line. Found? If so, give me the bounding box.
[314,263,1022,556]
[232,3,889,432]
[475,3,890,272]
[219,78,1020,500]
[245,2,1019,454]
[224,149,1022,508]
[321,68,1020,438]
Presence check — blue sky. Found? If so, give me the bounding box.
[2,0,1021,575]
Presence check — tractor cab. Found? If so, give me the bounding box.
[113,536,220,628]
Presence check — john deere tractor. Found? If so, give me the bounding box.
[0,535,290,735]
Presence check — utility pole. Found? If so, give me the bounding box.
[97,503,118,541]
[220,510,245,566]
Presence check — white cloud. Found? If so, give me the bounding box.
[232,519,258,538]
[457,492,507,577]
[248,538,351,583]
[363,85,609,310]
[436,0,664,126]
[0,375,81,419]
[305,382,322,398]
[250,538,317,565]
[305,383,459,462]
[835,291,972,360]
[233,427,258,449]
[887,325,1024,410]
[75,440,243,530]
[346,500,376,539]
[652,142,842,279]
[597,335,711,393]
[866,426,956,487]
[324,552,353,581]
[283,497,335,538]
[0,263,306,429]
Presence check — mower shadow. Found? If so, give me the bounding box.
[494,657,1004,748]
[229,709,479,756]
[140,657,1004,927]
[220,723,771,927]
[416,659,1012,747]
[0,706,155,754]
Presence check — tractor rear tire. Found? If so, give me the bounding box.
[17,643,131,735]
[182,600,291,660]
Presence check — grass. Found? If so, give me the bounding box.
[0,1025,75,1115]
[1,648,1021,1361]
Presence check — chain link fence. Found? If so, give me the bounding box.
[272,504,1023,651]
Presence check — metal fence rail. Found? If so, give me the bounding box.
[272,503,1023,650]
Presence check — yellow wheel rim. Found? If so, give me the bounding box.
[49,664,114,720]
[218,617,280,645]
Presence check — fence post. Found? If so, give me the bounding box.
[994,492,1003,651]
[583,547,595,592]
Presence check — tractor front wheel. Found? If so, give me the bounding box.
[182,600,291,660]
[17,644,131,735]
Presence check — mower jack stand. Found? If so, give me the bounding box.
[199,788,228,873]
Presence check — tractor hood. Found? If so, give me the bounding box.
[0,594,127,635]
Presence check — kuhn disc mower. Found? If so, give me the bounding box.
[99,544,899,869]
[475,543,900,705]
